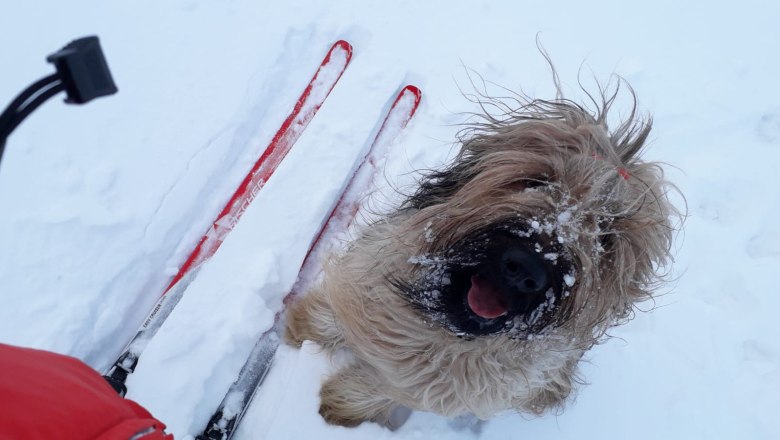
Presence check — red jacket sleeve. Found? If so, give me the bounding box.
[0,343,173,440]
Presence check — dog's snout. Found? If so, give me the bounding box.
[500,247,550,294]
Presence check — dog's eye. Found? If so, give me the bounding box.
[508,179,546,192]
[596,216,620,253]
[599,235,609,250]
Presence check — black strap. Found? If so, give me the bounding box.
[0,75,64,165]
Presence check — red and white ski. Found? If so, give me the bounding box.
[293,84,423,297]
[104,41,354,395]
[196,85,422,440]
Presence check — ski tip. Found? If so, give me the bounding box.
[401,85,422,103]
[332,40,354,62]
[397,85,422,119]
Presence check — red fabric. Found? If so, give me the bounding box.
[0,343,173,440]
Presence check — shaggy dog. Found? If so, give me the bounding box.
[284,79,680,427]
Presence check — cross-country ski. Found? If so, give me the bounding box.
[103,40,353,395]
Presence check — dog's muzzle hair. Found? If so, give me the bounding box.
[283,76,683,427]
[392,221,576,338]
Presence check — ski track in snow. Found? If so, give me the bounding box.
[1,1,779,439]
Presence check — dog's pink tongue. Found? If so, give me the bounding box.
[467,275,508,319]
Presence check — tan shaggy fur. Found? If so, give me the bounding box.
[284,79,681,427]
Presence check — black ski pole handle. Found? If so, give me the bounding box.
[0,35,118,167]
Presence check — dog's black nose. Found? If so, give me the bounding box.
[500,247,550,294]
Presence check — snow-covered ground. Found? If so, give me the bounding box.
[1,1,779,439]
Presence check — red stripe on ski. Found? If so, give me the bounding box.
[103,41,354,391]
[165,40,353,294]
[290,85,422,298]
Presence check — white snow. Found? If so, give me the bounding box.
[1,1,779,440]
